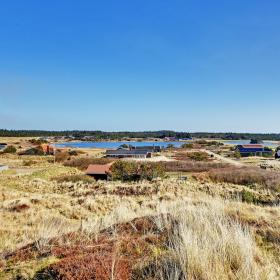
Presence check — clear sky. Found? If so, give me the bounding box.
[0,0,279,132]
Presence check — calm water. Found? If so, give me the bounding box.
[55,140,279,149]
[55,141,186,149]
[222,140,279,148]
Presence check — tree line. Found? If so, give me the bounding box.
[0,129,280,141]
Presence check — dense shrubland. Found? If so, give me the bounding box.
[111,161,165,182]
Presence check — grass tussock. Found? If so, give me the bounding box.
[153,202,262,280]
[52,174,95,184]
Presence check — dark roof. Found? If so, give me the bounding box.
[106,149,150,155]
[239,144,264,149]
[131,146,161,150]
[236,144,266,153]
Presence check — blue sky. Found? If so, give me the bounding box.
[0,0,279,132]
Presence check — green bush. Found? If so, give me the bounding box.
[233,150,241,159]
[187,151,209,161]
[241,189,255,203]
[3,145,17,154]
[181,143,193,149]
[111,161,165,182]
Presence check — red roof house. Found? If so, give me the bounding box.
[86,163,113,180]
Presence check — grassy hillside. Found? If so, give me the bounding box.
[0,150,279,279]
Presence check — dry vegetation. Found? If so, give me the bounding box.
[0,145,280,279]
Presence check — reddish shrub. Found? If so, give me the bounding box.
[9,203,30,212]
[45,254,131,280]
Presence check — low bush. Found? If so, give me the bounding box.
[187,151,209,161]
[22,160,37,166]
[3,145,17,154]
[174,151,209,161]
[55,151,71,162]
[181,143,193,149]
[64,157,114,170]
[29,138,48,145]
[195,140,223,146]
[111,161,165,182]
[19,147,44,156]
[241,189,256,203]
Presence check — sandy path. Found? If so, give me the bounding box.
[202,149,245,167]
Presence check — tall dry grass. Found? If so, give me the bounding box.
[142,200,273,280]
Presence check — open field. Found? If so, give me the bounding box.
[0,139,280,279]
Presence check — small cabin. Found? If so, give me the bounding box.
[106,149,152,158]
[235,144,272,157]
[131,145,161,153]
[86,164,112,180]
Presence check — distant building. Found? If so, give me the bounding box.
[235,144,272,157]
[0,143,7,150]
[86,164,112,180]
[130,145,161,153]
[106,149,152,158]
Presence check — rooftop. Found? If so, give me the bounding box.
[106,150,150,155]
[86,164,112,175]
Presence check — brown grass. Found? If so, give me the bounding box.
[208,167,280,192]
[162,160,229,173]
[64,157,114,170]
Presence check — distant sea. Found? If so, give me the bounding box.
[55,141,185,149]
[55,140,279,149]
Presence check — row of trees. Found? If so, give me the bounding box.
[0,129,280,141]
[0,129,191,139]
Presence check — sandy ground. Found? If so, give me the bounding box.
[202,149,245,167]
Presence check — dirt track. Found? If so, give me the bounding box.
[202,150,245,167]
